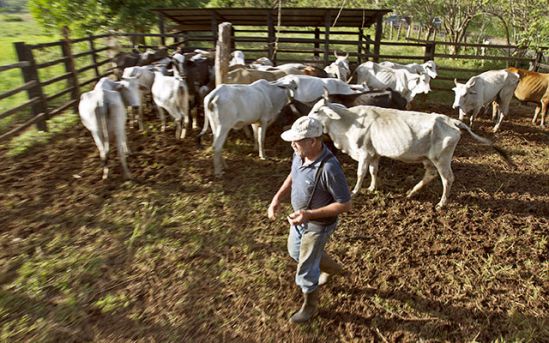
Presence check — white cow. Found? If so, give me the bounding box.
[249,57,274,69]
[199,79,297,177]
[307,98,514,210]
[122,66,156,130]
[151,71,190,139]
[230,50,246,66]
[276,74,368,103]
[79,88,131,180]
[379,60,438,79]
[324,51,351,81]
[452,69,519,132]
[354,61,431,106]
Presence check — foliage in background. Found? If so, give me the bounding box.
[28,0,205,36]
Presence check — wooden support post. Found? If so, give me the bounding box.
[87,34,100,79]
[267,12,276,63]
[61,26,80,113]
[158,14,166,46]
[357,28,363,65]
[365,35,371,61]
[323,12,331,66]
[211,13,219,49]
[314,27,320,61]
[230,26,236,51]
[216,22,232,86]
[373,16,383,63]
[14,42,48,131]
[424,42,436,62]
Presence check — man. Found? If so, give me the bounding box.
[267,116,352,324]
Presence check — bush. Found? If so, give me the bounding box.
[3,15,24,22]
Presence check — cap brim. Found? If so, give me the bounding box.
[280,129,303,142]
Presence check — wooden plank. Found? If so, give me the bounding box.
[48,99,77,117]
[0,81,37,101]
[36,56,69,69]
[29,40,63,49]
[0,61,31,72]
[0,112,47,141]
[0,97,39,120]
[41,72,71,87]
[46,86,74,102]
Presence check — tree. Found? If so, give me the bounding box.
[29,0,204,36]
[385,0,488,53]
[486,0,549,49]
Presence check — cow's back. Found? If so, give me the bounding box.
[508,68,549,102]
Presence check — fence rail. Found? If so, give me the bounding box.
[0,30,546,142]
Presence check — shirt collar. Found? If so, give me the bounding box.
[298,145,331,170]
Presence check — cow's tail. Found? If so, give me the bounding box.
[196,94,216,148]
[454,119,516,169]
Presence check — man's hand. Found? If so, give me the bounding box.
[287,210,309,225]
[268,199,281,220]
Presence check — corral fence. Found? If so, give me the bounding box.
[0,29,547,142]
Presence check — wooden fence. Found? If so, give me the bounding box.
[0,32,183,142]
[0,30,546,142]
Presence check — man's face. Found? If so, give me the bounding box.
[291,137,315,158]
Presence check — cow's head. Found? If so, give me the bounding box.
[279,79,298,99]
[230,50,246,67]
[423,60,438,79]
[118,77,142,108]
[407,73,430,96]
[307,90,342,133]
[452,78,477,120]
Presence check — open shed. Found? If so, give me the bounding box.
[152,7,391,66]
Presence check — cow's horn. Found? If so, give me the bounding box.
[454,78,458,86]
[334,50,339,58]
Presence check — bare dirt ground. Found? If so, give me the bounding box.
[0,100,548,342]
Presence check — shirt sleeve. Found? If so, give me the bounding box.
[323,160,351,204]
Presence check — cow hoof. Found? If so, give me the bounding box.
[435,203,445,211]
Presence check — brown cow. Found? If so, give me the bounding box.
[506,67,549,128]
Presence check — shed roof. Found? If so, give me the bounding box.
[152,7,391,31]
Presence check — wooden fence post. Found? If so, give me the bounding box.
[61,26,80,112]
[424,42,436,62]
[216,22,231,86]
[87,34,100,79]
[357,28,363,65]
[14,41,48,132]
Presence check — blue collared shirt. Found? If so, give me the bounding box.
[290,145,351,213]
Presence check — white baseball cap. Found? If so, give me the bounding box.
[281,116,323,142]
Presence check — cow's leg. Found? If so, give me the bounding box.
[213,127,230,177]
[532,105,541,125]
[174,117,182,140]
[251,124,259,151]
[116,133,132,180]
[352,156,370,195]
[128,106,135,129]
[367,155,381,192]
[406,160,438,198]
[491,101,499,121]
[137,92,145,131]
[469,108,481,128]
[492,107,505,132]
[257,123,268,160]
[178,92,190,139]
[432,157,454,210]
[540,99,548,128]
[91,132,109,180]
[158,106,167,132]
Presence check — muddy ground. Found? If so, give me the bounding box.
[0,100,548,342]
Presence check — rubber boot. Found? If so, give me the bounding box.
[290,288,320,323]
[318,253,345,286]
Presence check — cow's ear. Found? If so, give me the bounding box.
[323,107,341,120]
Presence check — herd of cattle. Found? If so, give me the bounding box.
[78,46,548,208]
